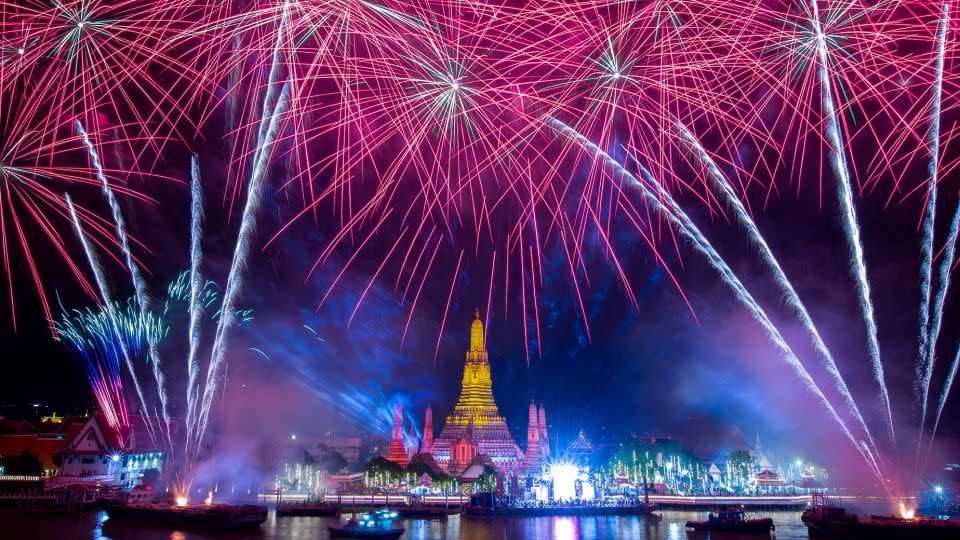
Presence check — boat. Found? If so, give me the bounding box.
[856,514,960,539]
[328,508,405,539]
[802,492,960,539]
[685,509,775,533]
[104,501,268,529]
[801,493,859,536]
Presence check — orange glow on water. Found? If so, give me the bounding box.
[898,502,915,519]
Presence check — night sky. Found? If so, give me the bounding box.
[2,122,958,489]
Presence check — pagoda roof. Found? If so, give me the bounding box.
[409,452,445,476]
[568,430,594,452]
[460,455,493,482]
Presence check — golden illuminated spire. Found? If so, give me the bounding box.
[431,310,523,474]
[469,308,485,353]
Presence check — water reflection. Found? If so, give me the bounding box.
[92,511,112,540]
[2,509,813,539]
[667,521,683,540]
[553,517,576,540]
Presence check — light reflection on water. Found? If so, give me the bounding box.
[4,509,813,539]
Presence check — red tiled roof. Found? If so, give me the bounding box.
[0,434,67,471]
[0,435,34,456]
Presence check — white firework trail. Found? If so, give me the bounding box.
[676,121,882,459]
[191,2,291,457]
[184,154,205,451]
[548,117,885,482]
[65,192,158,446]
[806,0,894,446]
[194,83,292,454]
[919,0,951,454]
[254,1,290,151]
[930,201,960,444]
[75,120,173,447]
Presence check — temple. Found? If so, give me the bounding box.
[386,403,410,467]
[430,311,525,473]
[387,311,550,477]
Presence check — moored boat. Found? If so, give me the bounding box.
[685,509,775,533]
[857,514,960,539]
[801,492,960,539]
[801,493,858,536]
[328,508,405,539]
[104,501,268,529]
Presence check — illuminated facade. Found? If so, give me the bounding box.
[430,311,525,474]
[386,403,410,467]
[523,400,549,471]
[421,404,434,454]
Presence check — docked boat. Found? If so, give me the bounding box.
[104,501,268,529]
[329,509,405,538]
[802,493,960,539]
[801,493,858,536]
[685,509,775,533]
[857,514,960,539]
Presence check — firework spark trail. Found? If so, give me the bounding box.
[254,1,290,152]
[930,200,960,443]
[806,0,893,446]
[548,117,885,482]
[54,301,131,432]
[919,0,951,454]
[76,120,173,448]
[184,154,204,446]
[676,121,881,458]
[65,192,156,446]
[194,83,291,455]
[191,1,292,457]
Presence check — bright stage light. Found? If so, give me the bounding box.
[550,463,578,501]
[175,496,189,507]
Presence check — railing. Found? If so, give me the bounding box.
[647,494,810,507]
[266,493,470,507]
[46,474,112,487]
[321,494,411,505]
[0,475,41,481]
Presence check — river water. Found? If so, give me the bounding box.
[2,509,814,539]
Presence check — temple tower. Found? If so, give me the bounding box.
[422,403,434,454]
[407,424,419,458]
[386,402,410,467]
[538,404,549,457]
[523,399,542,470]
[431,310,523,473]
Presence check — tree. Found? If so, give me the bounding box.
[477,465,498,492]
[319,451,347,474]
[405,461,436,480]
[727,450,755,491]
[363,457,402,480]
[1,451,43,476]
